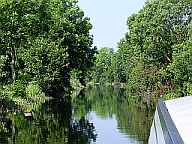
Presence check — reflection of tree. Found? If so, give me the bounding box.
[0,96,97,144]
[116,96,154,144]
[68,117,97,144]
[0,98,19,144]
[72,86,155,143]
[0,86,154,144]
[72,88,93,117]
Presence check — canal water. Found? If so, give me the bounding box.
[0,85,155,144]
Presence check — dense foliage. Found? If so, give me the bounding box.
[90,0,192,99]
[0,0,95,96]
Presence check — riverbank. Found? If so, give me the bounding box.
[0,83,51,112]
[0,78,85,112]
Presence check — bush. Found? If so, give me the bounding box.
[12,80,26,98]
[26,83,45,98]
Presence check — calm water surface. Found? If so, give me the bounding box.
[0,86,155,144]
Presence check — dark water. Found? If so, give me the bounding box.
[0,86,155,144]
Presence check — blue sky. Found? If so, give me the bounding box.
[78,0,146,49]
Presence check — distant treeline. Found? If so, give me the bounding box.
[89,0,192,99]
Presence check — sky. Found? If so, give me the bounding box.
[78,0,146,49]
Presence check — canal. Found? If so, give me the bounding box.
[0,85,155,144]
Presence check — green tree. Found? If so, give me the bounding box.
[92,47,115,84]
[0,0,95,96]
[168,24,192,97]
[117,0,192,97]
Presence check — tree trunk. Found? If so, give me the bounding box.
[10,49,16,83]
[10,36,16,83]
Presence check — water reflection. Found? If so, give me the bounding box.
[0,86,155,144]
[72,86,155,144]
[0,97,97,144]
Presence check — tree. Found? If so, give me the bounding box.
[92,47,115,84]
[168,24,192,96]
[0,0,95,96]
[117,0,192,97]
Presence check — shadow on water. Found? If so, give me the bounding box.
[0,95,97,144]
[0,98,21,143]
